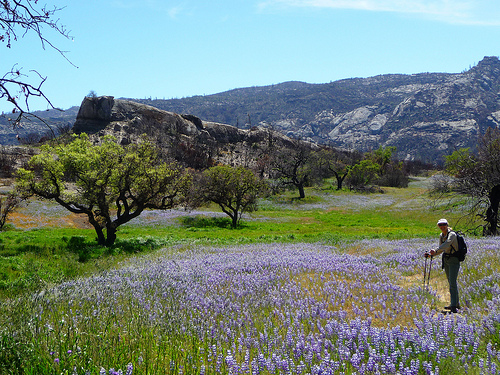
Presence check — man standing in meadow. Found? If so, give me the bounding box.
[428,218,460,313]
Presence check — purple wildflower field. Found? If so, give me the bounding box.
[259,193,399,212]
[11,200,232,229]
[21,237,500,374]
[12,200,265,231]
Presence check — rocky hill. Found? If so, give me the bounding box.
[0,106,79,144]
[134,56,500,162]
[2,56,500,162]
[72,96,300,168]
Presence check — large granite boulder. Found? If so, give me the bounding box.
[71,95,299,167]
[73,96,207,146]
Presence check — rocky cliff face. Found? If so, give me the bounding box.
[305,57,500,161]
[73,96,298,167]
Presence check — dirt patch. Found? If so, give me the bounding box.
[398,273,448,303]
[66,214,93,229]
[9,212,92,229]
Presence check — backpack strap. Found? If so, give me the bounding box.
[449,231,457,254]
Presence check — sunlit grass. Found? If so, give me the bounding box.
[1,180,498,374]
[3,181,470,245]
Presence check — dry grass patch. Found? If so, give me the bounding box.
[292,270,422,329]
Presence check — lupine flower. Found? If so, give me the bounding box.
[20,238,500,374]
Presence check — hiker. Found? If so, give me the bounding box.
[427,218,460,313]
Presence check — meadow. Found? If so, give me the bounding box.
[0,178,499,374]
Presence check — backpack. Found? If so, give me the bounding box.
[451,231,468,261]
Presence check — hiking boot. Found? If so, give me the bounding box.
[444,305,460,310]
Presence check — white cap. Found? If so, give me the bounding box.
[437,218,448,225]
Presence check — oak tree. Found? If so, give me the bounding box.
[196,165,266,228]
[271,141,316,199]
[16,134,191,246]
[316,147,361,190]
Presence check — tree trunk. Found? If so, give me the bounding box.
[231,215,238,228]
[105,223,118,247]
[105,230,117,247]
[484,184,500,235]
[297,184,305,199]
[334,171,347,190]
[88,215,106,246]
[228,207,239,228]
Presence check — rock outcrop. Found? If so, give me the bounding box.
[73,96,202,144]
[72,96,298,167]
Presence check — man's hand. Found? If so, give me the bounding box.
[425,250,436,258]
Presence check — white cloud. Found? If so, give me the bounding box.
[258,0,500,26]
[111,0,188,19]
[168,6,183,19]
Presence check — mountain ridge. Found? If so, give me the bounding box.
[131,56,499,161]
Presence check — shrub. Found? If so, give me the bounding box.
[180,216,232,228]
[376,165,409,187]
[66,235,100,262]
[112,237,165,254]
[430,173,454,195]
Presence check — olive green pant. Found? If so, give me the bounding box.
[443,255,460,307]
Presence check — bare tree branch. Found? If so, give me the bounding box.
[1,0,74,130]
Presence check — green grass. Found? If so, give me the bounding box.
[0,180,478,298]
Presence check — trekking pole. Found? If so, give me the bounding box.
[423,255,428,290]
[423,253,433,291]
[426,255,433,291]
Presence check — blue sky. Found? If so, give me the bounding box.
[2,0,500,113]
